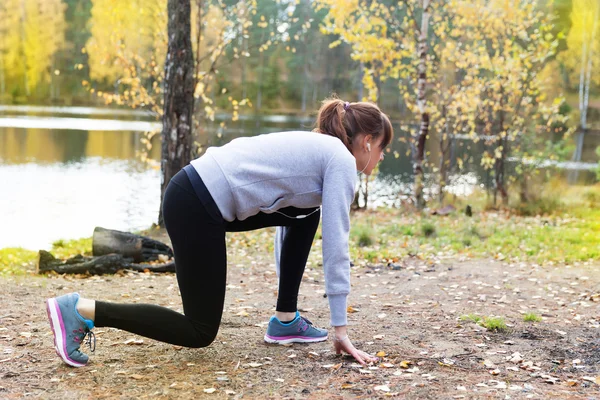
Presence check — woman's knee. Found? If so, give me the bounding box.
[186,323,219,348]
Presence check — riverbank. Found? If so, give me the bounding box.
[2,184,599,276]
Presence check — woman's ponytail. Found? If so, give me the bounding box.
[314,98,352,151]
[314,96,393,154]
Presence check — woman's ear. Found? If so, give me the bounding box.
[363,134,373,152]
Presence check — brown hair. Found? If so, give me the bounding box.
[314,97,393,153]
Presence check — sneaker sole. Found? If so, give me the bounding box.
[263,334,328,345]
[46,298,87,367]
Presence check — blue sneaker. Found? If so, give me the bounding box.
[264,312,328,344]
[46,293,95,367]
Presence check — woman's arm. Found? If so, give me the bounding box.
[322,154,377,365]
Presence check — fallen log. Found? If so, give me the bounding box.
[92,227,173,263]
[36,250,176,275]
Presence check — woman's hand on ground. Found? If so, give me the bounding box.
[332,330,378,365]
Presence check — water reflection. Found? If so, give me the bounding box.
[0,159,159,250]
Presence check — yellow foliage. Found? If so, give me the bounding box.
[0,0,66,95]
[558,0,600,87]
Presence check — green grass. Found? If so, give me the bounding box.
[346,185,600,265]
[460,313,482,324]
[0,248,38,275]
[481,316,508,332]
[421,221,436,237]
[523,312,542,322]
[351,224,375,247]
[51,237,93,259]
[0,236,93,275]
[459,314,507,332]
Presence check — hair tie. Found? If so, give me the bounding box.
[343,102,350,110]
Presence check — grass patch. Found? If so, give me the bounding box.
[351,224,375,247]
[523,312,542,322]
[421,221,436,237]
[481,316,508,332]
[0,236,93,276]
[51,237,93,259]
[0,248,37,275]
[460,313,482,324]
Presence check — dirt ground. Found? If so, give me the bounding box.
[1,251,599,399]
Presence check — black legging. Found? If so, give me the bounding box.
[95,169,320,347]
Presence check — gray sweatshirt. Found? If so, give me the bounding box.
[190,131,357,326]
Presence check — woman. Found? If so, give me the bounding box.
[46,98,393,367]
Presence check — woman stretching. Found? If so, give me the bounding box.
[46,98,393,367]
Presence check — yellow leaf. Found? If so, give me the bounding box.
[399,360,412,369]
[376,351,386,357]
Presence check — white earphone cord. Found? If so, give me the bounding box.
[273,207,321,220]
[358,151,372,175]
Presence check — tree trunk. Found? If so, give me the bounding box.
[92,227,173,263]
[158,0,195,227]
[492,84,508,205]
[570,3,598,182]
[438,104,451,205]
[413,0,431,210]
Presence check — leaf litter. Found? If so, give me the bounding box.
[1,245,599,398]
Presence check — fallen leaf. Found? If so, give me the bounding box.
[358,369,372,374]
[509,352,523,363]
[483,360,495,368]
[275,378,284,383]
[287,354,297,358]
[456,386,467,391]
[374,385,390,392]
[373,334,385,340]
[582,376,599,384]
[381,363,395,368]
[377,313,387,319]
[130,374,144,380]
[566,380,578,386]
[123,339,144,345]
[399,360,412,369]
[18,332,32,338]
[203,388,217,394]
[243,363,263,368]
[376,351,386,357]
[347,306,359,313]
[224,390,236,395]
[308,352,320,358]
[489,369,500,375]
[541,374,559,384]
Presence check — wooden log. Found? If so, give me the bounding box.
[92,227,173,263]
[37,250,175,275]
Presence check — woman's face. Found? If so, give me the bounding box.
[353,134,385,176]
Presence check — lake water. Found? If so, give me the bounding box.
[1,106,598,250]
